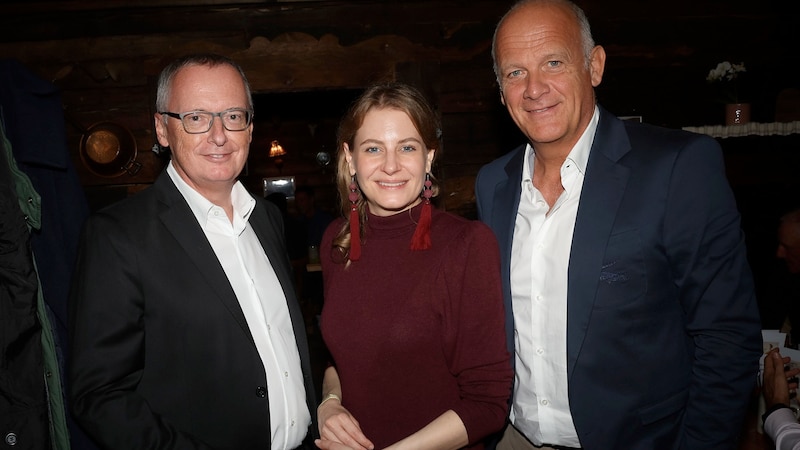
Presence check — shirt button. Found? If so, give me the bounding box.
[536,348,544,355]
[291,419,295,427]
[284,371,289,378]
[256,386,266,398]
[541,399,549,406]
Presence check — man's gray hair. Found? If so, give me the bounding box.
[155,53,253,116]
[491,0,595,84]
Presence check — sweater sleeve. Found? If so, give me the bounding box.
[440,221,513,444]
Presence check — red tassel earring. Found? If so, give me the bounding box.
[348,176,361,261]
[410,173,433,251]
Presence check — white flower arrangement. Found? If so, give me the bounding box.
[706,61,747,83]
[706,61,748,103]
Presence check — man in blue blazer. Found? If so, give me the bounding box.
[475,1,762,449]
[69,54,317,449]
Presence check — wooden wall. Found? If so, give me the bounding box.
[1,0,798,218]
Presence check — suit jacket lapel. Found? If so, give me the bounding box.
[154,173,252,338]
[249,202,307,352]
[250,201,319,421]
[488,146,525,356]
[566,108,631,378]
[493,146,526,264]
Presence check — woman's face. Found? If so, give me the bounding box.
[345,108,434,217]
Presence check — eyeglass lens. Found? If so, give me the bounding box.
[181,109,251,133]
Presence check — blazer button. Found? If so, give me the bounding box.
[256,386,266,398]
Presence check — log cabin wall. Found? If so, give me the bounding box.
[0,0,798,219]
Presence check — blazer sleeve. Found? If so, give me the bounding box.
[68,212,213,450]
[664,134,762,448]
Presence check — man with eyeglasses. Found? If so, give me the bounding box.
[69,53,317,449]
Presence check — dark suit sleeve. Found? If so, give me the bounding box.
[69,213,213,450]
[664,135,762,448]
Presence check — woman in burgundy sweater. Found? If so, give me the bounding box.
[316,82,512,450]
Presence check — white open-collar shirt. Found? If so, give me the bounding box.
[168,163,310,449]
[509,107,599,448]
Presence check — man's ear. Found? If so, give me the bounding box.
[154,113,170,148]
[589,45,606,87]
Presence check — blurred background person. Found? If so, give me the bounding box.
[760,208,800,347]
[293,185,333,253]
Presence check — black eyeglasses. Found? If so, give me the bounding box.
[159,108,253,134]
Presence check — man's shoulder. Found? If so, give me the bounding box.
[477,144,526,181]
[91,183,159,222]
[620,119,718,152]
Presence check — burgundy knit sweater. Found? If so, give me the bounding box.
[320,203,512,449]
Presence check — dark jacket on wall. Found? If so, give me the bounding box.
[0,58,93,449]
[0,132,50,450]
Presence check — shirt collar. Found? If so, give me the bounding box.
[166,161,255,229]
[522,105,600,183]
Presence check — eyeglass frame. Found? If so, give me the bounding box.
[159,108,254,134]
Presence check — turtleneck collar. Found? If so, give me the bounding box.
[365,202,426,236]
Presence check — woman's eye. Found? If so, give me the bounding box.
[401,145,416,152]
[365,146,380,153]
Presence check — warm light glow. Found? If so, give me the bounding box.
[269,140,286,158]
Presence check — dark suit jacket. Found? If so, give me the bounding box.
[69,171,317,449]
[475,106,762,449]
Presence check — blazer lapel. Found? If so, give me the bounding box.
[487,146,525,357]
[250,201,319,417]
[154,174,252,337]
[566,108,631,378]
[493,146,526,261]
[249,202,306,348]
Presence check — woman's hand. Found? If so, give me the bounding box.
[316,399,375,450]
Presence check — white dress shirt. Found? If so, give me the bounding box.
[509,107,599,448]
[766,408,800,450]
[167,163,311,449]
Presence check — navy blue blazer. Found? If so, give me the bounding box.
[475,106,762,449]
[69,171,317,449]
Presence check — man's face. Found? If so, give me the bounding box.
[777,221,800,273]
[494,2,605,153]
[154,64,252,198]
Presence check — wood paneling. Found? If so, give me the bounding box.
[0,0,797,213]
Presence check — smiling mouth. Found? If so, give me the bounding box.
[378,181,406,188]
[528,105,553,113]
